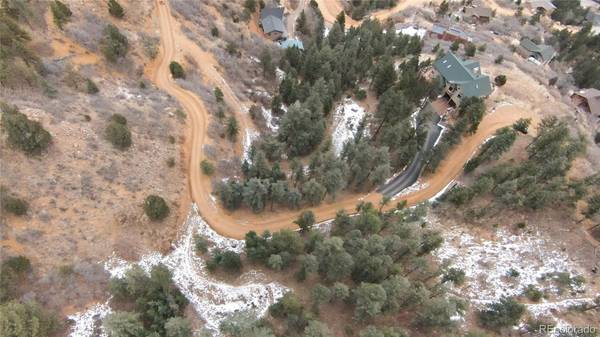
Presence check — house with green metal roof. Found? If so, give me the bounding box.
[433,52,493,106]
[516,37,556,65]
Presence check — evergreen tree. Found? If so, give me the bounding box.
[108,0,125,18]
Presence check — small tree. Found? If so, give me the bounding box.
[243,0,256,12]
[208,249,242,273]
[108,0,125,18]
[1,104,51,155]
[50,0,71,29]
[294,210,315,232]
[465,43,477,57]
[494,75,507,86]
[478,297,525,330]
[2,195,28,216]
[103,311,145,337]
[494,55,504,64]
[226,116,239,141]
[437,0,449,16]
[100,24,129,63]
[86,79,99,94]
[194,235,209,254]
[211,27,219,37]
[335,10,345,30]
[214,87,224,103]
[200,159,215,175]
[169,61,185,79]
[512,118,531,134]
[143,195,170,221]
[105,115,131,150]
[354,283,387,321]
[450,40,460,52]
[164,317,192,337]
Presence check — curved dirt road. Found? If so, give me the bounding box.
[149,0,537,239]
[316,0,431,27]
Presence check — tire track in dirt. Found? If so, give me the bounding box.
[149,0,537,239]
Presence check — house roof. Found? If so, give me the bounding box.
[430,24,471,41]
[586,11,600,25]
[260,7,285,34]
[575,88,600,115]
[280,38,304,49]
[465,6,493,18]
[433,52,492,98]
[526,0,556,11]
[519,37,556,62]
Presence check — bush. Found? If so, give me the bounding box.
[194,235,209,254]
[478,297,525,329]
[143,195,170,221]
[0,301,59,337]
[169,61,185,79]
[523,285,543,302]
[100,24,129,63]
[85,78,99,94]
[465,43,477,57]
[200,159,215,175]
[167,157,175,167]
[50,0,71,29]
[355,88,367,100]
[105,117,131,150]
[1,103,51,155]
[494,75,507,86]
[108,0,124,18]
[595,132,600,145]
[207,249,242,273]
[2,195,28,215]
[494,55,504,64]
[3,255,31,273]
[214,87,224,103]
[211,27,219,37]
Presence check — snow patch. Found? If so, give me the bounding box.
[396,25,427,39]
[435,226,586,305]
[72,205,286,337]
[243,128,260,163]
[261,107,279,132]
[331,98,366,155]
[276,68,286,82]
[68,302,111,337]
[392,180,429,200]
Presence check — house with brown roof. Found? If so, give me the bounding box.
[525,0,556,15]
[464,6,493,23]
[429,24,472,43]
[572,88,600,117]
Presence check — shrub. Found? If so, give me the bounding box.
[200,159,215,175]
[595,132,600,145]
[2,195,28,215]
[194,235,209,254]
[207,249,242,273]
[465,43,477,57]
[50,0,71,29]
[108,0,124,18]
[169,61,185,79]
[214,87,224,103]
[211,27,219,37]
[355,88,367,100]
[0,301,59,337]
[523,285,543,302]
[167,157,175,167]
[105,117,131,150]
[478,297,525,329]
[494,75,507,86]
[143,195,170,221]
[85,78,99,94]
[3,256,31,273]
[100,24,129,62]
[1,103,51,155]
[494,55,504,64]
[450,40,460,52]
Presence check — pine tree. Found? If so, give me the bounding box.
[108,0,125,18]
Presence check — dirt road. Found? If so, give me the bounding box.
[315,0,431,27]
[149,0,537,239]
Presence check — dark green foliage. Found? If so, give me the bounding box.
[194,235,209,254]
[207,249,242,273]
[552,25,600,89]
[1,103,51,155]
[108,264,188,336]
[463,127,516,173]
[200,159,215,175]
[220,311,276,337]
[169,61,185,79]
[296,10,308,35]
[415,297,465,329]
[523,284,543,302]
[216,180,244,210]
[494,75,507,86]
[354,282,387,321]
[0,13,43,88]
[105,115,131,149]
[278,102,325,156]
[86,78,99,94]
[372,56,397,96]
[494,55,504,64]
[143,195,169,221]
[214,87,224,103]
[346,0,397,20]
[211,27,219,37]
[100,24,129,63]
[0,301,59,337]
[478,297,525,329]
[226,116,239,141]
[465,43,476,57]
[244,0,256,12]
[1,193,28,215]
[295,210,315,232]
[512,118,531,134]
[551,0,588,25]
[108,0,124,18]
[103,311,145,337]
[450,40,460,52]
[50,0,71,29]
[0,255,31,302]
[260,48,275,79]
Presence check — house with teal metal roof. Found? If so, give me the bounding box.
[433,52,492,106]
[280,38,304,50]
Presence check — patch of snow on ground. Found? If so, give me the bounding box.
[433,122,446,147]
[396,25,427,39]
[332,98,366,155]
[436,226,585,303]
[68,302,111,337]
[428,180,455,202]
[78,205,287,337]
[261,107,279,132]
[276,68,285,82]
[243,128,260,163]
[392,180,429,200]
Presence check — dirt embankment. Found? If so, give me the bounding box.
[148,0,539,239]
